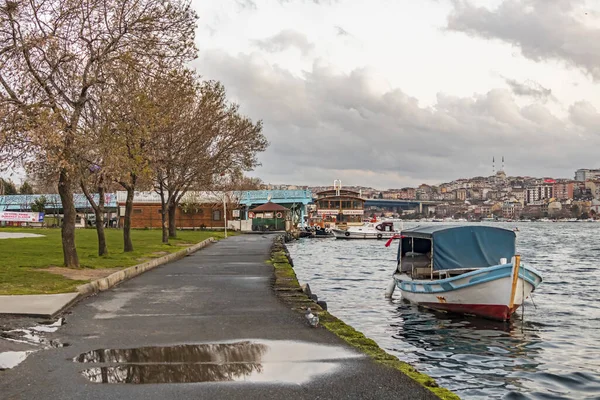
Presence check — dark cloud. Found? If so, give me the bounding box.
[503,77,553,101]
[193,50,600,187]
[253,30,314,56]
[447,0,600,80]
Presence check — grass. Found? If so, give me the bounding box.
[268,240,460,400]
[0,227,229,295]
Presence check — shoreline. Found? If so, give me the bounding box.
[269,235,459,400]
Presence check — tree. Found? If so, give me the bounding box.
[152,78,268,242]
[80,168,109,256]
[0,0,197,267]
[31,196,46,213]
[19,181,33,194]
[0,178,17,195]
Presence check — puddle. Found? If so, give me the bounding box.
[75,340,362,385]
[0,319,68,350]
[0,351,33,371]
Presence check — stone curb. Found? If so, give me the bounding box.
[76,237,216,296]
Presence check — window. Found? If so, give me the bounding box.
[134,209,142,214]
[212,210,221,221]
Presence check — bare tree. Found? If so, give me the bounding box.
[0,0,197,267]
[152,78,268,242]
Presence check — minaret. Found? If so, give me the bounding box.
[502,156,505,172]
[492,157,495,175]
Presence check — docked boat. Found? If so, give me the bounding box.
[385,225,543,321]
[332,221,399,240]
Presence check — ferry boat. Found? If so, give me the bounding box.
[385,225,543,321]
[313,184,366,230]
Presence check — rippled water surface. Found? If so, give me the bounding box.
[287,222,600,400]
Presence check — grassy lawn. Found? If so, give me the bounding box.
[0,228,229,295]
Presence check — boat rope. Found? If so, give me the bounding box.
[530,293,537,309]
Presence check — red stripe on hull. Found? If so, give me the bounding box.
[419,302,520,321]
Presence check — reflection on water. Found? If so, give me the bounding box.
[287,222,600,400]
[76,340,362,385]
[75,342,268,364]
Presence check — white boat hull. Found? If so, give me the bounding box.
[332,229,397,240]
[394,264,542,320]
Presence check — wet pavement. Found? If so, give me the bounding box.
[0,234,438,399]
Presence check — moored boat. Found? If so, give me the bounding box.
[385,225,543,321]
[332,221,399,240]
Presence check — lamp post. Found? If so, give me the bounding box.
[223,193,227,238]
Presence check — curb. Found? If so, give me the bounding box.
[76,237,216,296]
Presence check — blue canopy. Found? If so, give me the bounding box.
[400,225,516,271]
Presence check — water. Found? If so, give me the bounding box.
[74,340,363,384]
[287,222,600,400]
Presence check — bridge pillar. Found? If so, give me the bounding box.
[419,202,423,214]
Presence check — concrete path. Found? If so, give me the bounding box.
[0,293,79,317]
[0,234,437,400]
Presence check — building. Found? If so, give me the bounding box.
[248,202,290,231]
[511,188,526,205]
[575,169,600,181]
[116,191,235,229]
[584,180,600,200]
[525,185,553,205]
[552,182,574,201]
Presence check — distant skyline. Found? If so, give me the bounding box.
[191,0,600,188]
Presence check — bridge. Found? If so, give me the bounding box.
[363,198,441,213]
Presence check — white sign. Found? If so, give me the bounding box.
[264,212,274,218]
[0,211,44,222]
[232,209,240,218]
[341,210,364,215]
[317,209,339,215]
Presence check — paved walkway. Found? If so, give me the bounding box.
[0,235,437,399]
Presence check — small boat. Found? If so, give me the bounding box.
[332,221,399,240]
[385,225,543,321]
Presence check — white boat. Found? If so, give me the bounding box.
[332,221,399,240]
[385,225,543,321]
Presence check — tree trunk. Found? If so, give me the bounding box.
[161,204,169,244]
[95,186,108,256]
[58,169,80,268]
[168,200,177,238]
[123,186,135,252]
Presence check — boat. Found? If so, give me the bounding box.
[385,225,543,321]
[332,220,399,240]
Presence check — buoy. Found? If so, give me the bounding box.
[385,278,396,298]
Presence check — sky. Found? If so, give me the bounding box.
[190,0,600,189]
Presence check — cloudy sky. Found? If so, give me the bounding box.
[191,0,600,189]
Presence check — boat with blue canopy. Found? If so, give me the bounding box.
[385,225,543,321]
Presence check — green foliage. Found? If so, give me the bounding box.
[19,181,34,194]
[31,196,47,213]
[0,178,17,195]
[0,228,228,295]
